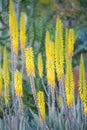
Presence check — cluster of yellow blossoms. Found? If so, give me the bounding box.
[65,61,74,107]
[9,0,18,55]
[55,18,64,80]
[45,35,55,87]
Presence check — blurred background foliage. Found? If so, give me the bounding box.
[0,0,87,123]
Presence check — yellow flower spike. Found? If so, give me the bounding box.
[14,71,23,97]
[65,61,74,107]
[79,54,85,100]
[65,28,69,64]
[38,53,43,78]
[45,31,50,59]
[55,18,64,80]
[46,42,55,87]
[3,47,9,88]
[12,15,19,55]
[20,12,26,50]
[3,47,9,105]
[9,0,15,31]
[9,0,15,35]
[68,29,74,57]
[25,47,35,77]
[0,68,2,94]
[37,91,46,121]
[9,0,18,55]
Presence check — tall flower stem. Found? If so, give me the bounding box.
[59,80,66,110]
[30,76,38,110]
[41,78,48,96]
[51,87,56,130]
[51,87,55,113]
[11,53,17,103]
[14,54,17,72]
[11,43,14,102]
[59,79,72,130]
[48,86,51,118]
[30,77,49,130]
